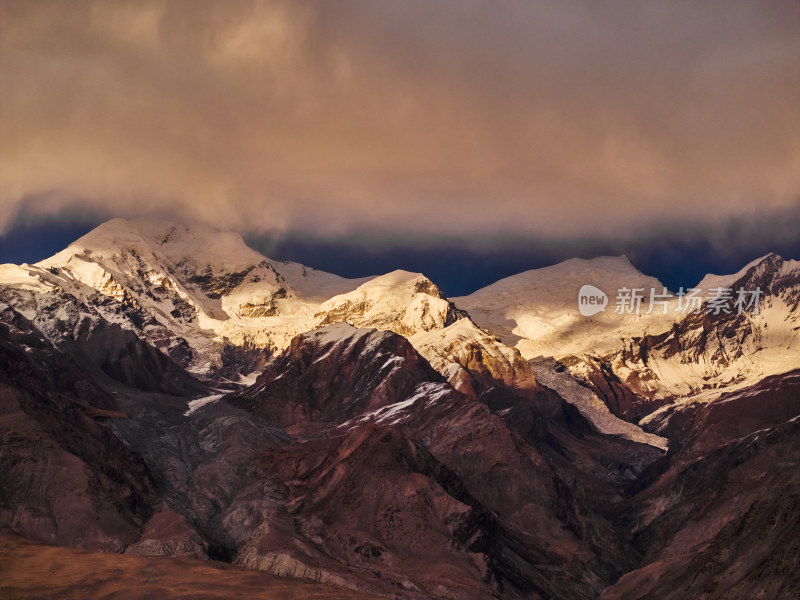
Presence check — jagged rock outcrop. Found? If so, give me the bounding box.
[233,323,449,430]
[411,318,539,398]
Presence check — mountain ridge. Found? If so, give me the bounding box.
[2,218,796,446]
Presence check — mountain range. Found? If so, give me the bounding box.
[1,218,798,599]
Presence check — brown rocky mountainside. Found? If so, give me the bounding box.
[0,305,154,551]
[2,307,798,598]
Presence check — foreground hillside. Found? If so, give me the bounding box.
[0,534,381,600]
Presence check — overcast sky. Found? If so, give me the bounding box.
[2,0,798,244]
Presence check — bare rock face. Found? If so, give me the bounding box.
[0,306,154,550]
[411,318,539,399]
[246,423,503,599]
[233,323,448,429]
[649,369,800,458]
[599,370,800,600]
[124,504,208,558]
[563,354,670,423]
[603,416,800,600]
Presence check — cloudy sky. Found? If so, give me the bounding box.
[1,0,799,292]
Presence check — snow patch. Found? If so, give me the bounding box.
[184,394,225,416]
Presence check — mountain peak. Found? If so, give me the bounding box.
[696,253,788,291]
[352,270,446,300]
[457,254,660,303]
[548,254,640,275]
[38,218,267,275]
[588,254,636,270]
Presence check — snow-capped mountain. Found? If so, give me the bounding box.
[628,253,800,418]
[457,253,800,427]
[4,218,795,444]
[2,219,369,374]
[454,256,679,360]
[0,218,535,397]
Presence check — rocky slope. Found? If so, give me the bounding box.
[0,532,382,600]
[570,254,800,431]
[223,324,663,599]
[602,374,800,599]
[0,303,153,550]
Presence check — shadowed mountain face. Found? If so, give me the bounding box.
[218,325,662,599]
[0,220,798,599]
[232,324,448,429]
[603,414,800,600]
[0,305,153,550]
[600,371,800,599]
